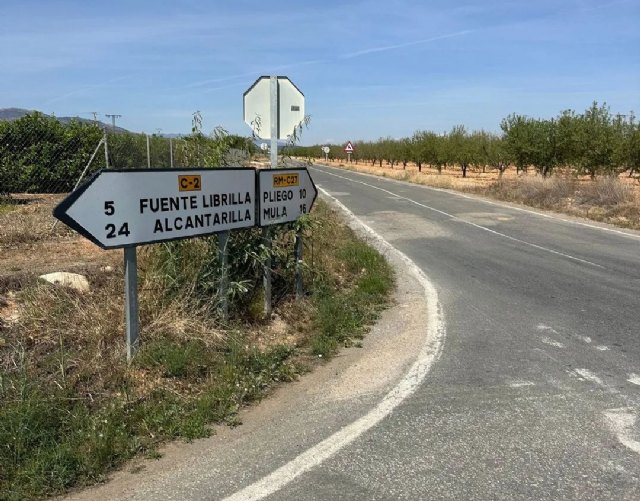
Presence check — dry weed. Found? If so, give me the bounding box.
[575,177,636,206]
[0,194,72,248]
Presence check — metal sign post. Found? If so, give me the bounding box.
[244,75,305,317]
[262,76,279,317]
[295,230,303,299]
[124,246,139,360]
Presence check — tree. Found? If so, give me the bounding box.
[575,102,617,179]
[447,125,475,178]
[477,131,508,177]
[0,112,103,193]
[528,118,559,177]
[501,114,534,175]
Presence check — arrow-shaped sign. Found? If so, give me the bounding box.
[53,168,257,249]
[257,168,318,226]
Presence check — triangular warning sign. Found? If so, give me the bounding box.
[344,141,354,153]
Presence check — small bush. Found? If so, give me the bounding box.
[486,176,575,208]
[136,339,217,378]
[575,177,635,206]
[311,239,393,357]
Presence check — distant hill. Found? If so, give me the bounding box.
[0,108,129,133]
[0,108,32,120]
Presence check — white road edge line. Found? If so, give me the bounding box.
[312,167,605,269]
[604,408,640,456]
[314,163,640,241]
[223,188,446,501]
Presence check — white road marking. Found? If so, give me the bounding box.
[628,374,640,386]
[314,164,640,241]
[540,336,565,348]
[537,324,557,332]
[604,408,640,456]
[312,168,605,269]
[595,345,610,351]
[223,188,446,501]
[574,368,604,386]
[509,381,535,388]
[579,336,592,344]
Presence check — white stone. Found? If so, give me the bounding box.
[39,272,90,293]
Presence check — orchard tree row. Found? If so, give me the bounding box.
[290,102,640,180]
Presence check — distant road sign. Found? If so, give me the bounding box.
[54,168,256,249]
[322,146,330,154]
[243,76,305,140]
[344,141,355,153]
[257,168,317,226]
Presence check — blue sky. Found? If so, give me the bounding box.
[1,0,638,145]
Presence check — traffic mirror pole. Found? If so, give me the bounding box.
[263,76,278,318]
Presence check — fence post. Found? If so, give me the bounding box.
[104,129,109,169]
[146,134,151,168]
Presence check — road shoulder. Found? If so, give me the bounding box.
[64,193,440,501]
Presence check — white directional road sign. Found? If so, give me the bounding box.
[243,76,305,140]
[54,168,256,249]
[257,168,317,226]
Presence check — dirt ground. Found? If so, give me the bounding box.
[0,194,119,329]
[0,195,118,282]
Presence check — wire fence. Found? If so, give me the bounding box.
[0,113,253,247]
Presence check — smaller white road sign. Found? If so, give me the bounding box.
[258,168,317,226]
[54,168,256,249]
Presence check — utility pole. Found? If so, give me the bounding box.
[90,111,99,123]
[105,114,122,132]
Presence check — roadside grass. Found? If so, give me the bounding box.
[0,202,15,215]
[0,194,72,248]
[482,176,640,228]
[0,199,393,500]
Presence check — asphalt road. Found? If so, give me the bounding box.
[292,164,640,500]
[70,164,640,500]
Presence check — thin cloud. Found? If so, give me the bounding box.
[184,30,473,90]
[44,75,131,105]
[340,30,474,59]
[185,59,326,89]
